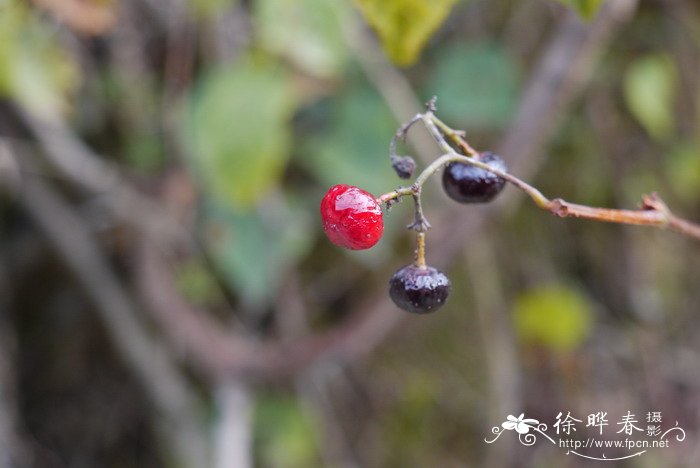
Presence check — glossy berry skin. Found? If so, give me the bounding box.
[389,264,451,314]
[442,151,507,204]
[320,184,384,250]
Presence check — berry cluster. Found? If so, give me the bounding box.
[319,101,507,314]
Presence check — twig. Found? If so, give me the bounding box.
[377,111,700,241]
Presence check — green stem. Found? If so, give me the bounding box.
[421,112,454,155]
[379,152,551,211]
[431,115,479,157]
[377,109,700,243]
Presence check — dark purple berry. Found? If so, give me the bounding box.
[389,264,451,314]
[442,151,507,203]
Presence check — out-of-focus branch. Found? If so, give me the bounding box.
[9,168,208,468]
[14,106,191,247]
[136,237,406,382]
[135,239,261,380]
[499,0,639,180]
[0,253,32,468]
[340,8,436,163]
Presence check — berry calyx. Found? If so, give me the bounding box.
[389,264,451,314]
[442,151,507,204]
[320,184,384,250]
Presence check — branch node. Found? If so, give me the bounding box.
[549,198,569,217]
[641,192,668,213]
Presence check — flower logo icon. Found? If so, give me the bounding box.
[502,414,539,434]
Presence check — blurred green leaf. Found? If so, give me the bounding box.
[0,1,79,117]
[124,132,164,173]
[175,259,222,306]
[184,59,296,210]
[354,0,458,66]
[386,374,437,452]
[203,195,312,307]
[624,54,677,141]
[555,0,604,19]
[513,285,594,353]
[255,0,348,79]
[665,142,700,203]
[254,393,320,468]
[301,87,397,194]
[424,42,519,129]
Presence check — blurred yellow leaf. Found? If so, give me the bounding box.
[254,393,320,467]
[513,285,594,354]
[0,1,79,117]
[188,0,234,18]
[353,0,458,66]
[555,0,604,19]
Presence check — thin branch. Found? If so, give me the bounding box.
[432,115,479,157]
[377,112,700,241]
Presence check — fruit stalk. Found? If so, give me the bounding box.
[415,232,426,269]
[378,105,700,241]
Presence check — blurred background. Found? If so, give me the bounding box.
[1,0,700,466]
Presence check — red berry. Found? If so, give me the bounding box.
[320,184,384,250]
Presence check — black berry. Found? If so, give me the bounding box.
[442,151,507,203]
[389,264,451,314]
